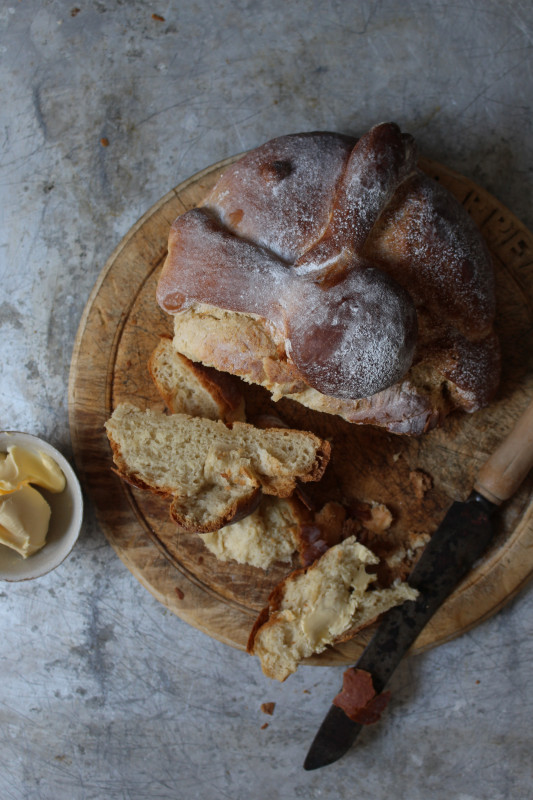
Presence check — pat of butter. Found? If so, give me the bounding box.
[0,446,66,494]
[302,604,339,644]
[0,484,51,558]
[301,566,373,644]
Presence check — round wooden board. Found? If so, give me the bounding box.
[69,153,533,667]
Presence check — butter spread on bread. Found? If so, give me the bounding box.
[247,536,418,681]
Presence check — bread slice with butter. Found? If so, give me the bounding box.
[247,536,418,681]
[199,496,306,570]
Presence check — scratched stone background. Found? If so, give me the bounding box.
[1,1,533,798]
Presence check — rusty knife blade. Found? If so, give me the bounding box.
[304,491,497,770]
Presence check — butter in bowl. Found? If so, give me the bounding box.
[0,431,83,581]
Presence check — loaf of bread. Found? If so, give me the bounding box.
[149,336,246,422]
[247,536,418,681]
[157,122,500,435]
[105,403,330,531]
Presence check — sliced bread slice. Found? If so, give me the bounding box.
[149,344,315,564]
[247,535,418,681]
[105,403,330,532]
[148,335,246,422]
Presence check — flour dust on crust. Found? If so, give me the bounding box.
[156,122,500,435]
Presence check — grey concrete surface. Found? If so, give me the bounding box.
[1,1,533,798]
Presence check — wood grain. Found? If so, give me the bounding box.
[68,154,533,666]
[474,397,533,504]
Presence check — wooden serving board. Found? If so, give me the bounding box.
[68,154,533,666]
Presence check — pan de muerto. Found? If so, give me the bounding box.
[157,123,499,435]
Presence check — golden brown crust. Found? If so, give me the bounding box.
[247,555,413,668]
[224,421,331,494]
[169,311,500,436]
[111,463,262,533]
[171,308,459,434]
[148,334,246,422]
[366,171,495,340]
[247,548,376,661]
[295,501,348,566]
[247,576,295,658]
[298,436,331,485]
[157,125,420,401]
[169,488,263,532]
[171,308,307,394]
[246,605,271,654]
[107,437,176,499]
[158,124,499,434]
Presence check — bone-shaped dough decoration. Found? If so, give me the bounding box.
[157,122,498,412]
[157,123,420,399]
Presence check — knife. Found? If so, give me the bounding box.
[304,397,533,770]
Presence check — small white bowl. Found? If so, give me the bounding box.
[0,431,83,582]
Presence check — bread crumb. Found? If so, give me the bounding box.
[409,469,433,499]
[261,723,269,730]
[365,502,393,533]
[100,137,109,147]
[70,7,80,16]
[152,13,165,21]
[260,702,276,716]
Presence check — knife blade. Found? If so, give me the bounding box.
[304,397,533,770]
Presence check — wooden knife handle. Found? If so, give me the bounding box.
[474,397,533,505]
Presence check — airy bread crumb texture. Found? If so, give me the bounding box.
[149,339,306,564]
[105,403,329,531]
[200,496,300,569]
[125,336,421,668]
[149,336,246,422]
[248,535,418,681]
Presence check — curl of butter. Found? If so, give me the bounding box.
[0,446,66,558]
[0,484,51,557]
[0,446,66,494]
